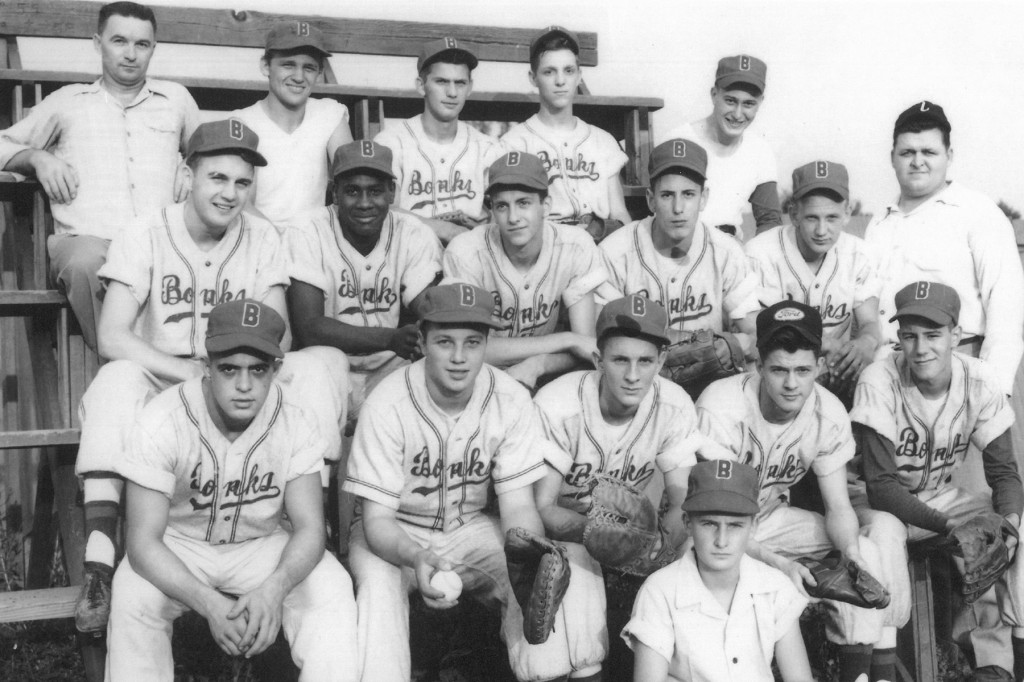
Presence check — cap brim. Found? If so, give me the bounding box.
[487,172,548,193]
[715,75,765,93]
[792,181,848,202]
[682,490,759,516]
[420,311,506,330]
[205,333,284,359]
[889,304,956,326]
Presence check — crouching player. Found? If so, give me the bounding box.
[106,300,357,681]
[623,460,813,682]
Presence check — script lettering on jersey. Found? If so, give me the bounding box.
[337,271,399,317]
[496,291,561,336]
[763,452,807,488]
[563,461,654,489]
[818,294,851,329]
[161,276,247,324]
[535,150,600,181]
[666,284,714,326]
[407,169,478,212]
[410,446,490,496]
[189,462,282,511]
[895,427,969,467]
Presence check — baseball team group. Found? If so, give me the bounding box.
[3,2,1022,681]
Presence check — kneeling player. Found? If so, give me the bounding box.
[106,300,356,681]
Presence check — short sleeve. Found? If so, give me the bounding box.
[491,391,548,493]
[286,219,330,293]
[970,372,1017,450]
[653,391,701,474]
[810,395,856,477]
[695,382,744,458]
[117,418,178,497]
[98,221,155,305]
[251,220,289,300]
[441,232,482,285]
[342,396,406,509]
[397,216,444,305]
[532,392,577,474]
[719,240,760,320]
[373,127,404,195]
[850,362,899,443]
[561,235,610,308]
[286,408,332,481]
[620,575,676,661]
[772,572,809,639]
[852,238,881,308]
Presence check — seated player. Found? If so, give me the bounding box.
[106,299,357,681]
[374,36,505,244]
[850,281,1024,682]
[502,26,631,240]
[623,460,814,682]
[745,160,880,401]
[343,283,568,682]
[74,119,347,634]
[443,151,608,389]
[696,301,892,682]
[532,294,701,681]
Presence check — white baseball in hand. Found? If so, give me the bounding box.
[429,570,462,601]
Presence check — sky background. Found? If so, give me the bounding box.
[23,0,1024,217]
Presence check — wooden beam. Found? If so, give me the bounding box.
[0,585,77,622]
[25,455,55,589]
[0,429,80,450]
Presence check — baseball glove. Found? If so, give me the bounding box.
[659,329,745,399]
[504,527,571,645]
[581,214,624,244]
[796,550,891,609]
[947,511,1018,603]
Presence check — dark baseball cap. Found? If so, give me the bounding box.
[530,25,580,62]
[715,54,767,93]
[265,21,330,58]
[682,460,760,516]
[187,119,267,167]
[756,301,823,350]
[792,160,849,202]
[331,140,396,180]
[649,138,708,183]
[419,283,504,329]
[596,295,670,346]
[205,299,285,359]
[890,281,960,326]
[894,100,951,135]
[418,36,478,73]
[486,151,548,194]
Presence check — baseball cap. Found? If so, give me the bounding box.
[792,160,850,202]
[486,151,549,194]
[649,138,708,183]
[331,140,396,180]
[187,119,267,167]
[205,299,285,359]
[265,21,330,58]
[682,460,760,516]
[418,36,479,73]
[890,281,960,326]
[715,54,767,93]
[529,25,580,62]
[596,295,670,346]
[419,283,504,329]
[894,100,951,135]
[756,300,823,350]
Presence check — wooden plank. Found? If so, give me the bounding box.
[0,429,80,449]
[0,585,77,622]
[0,290,66,306]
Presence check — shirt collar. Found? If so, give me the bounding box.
[673,550,774,614]
[884,180,960,218]
[81,77,170,104]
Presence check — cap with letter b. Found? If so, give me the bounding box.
[486,151,548,194]
[205,299,286,359]
[419,283,504,329]
[756,300,823,350]
[187,119,268,167]
[649,138,708,183]
[792,160,849,202]
[682,459,760,515]
[265,21,330,58]
[894,100,951,135]
[331,140,396,180]
[596,295,670,346]
[418,36,478,72]
[715,54,767,93]
[529,25,580,62]
[890,281,960,326]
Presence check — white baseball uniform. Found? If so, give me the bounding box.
[443,221,608,338]
[234,98,350,228]
[501,115,627,224]
[599,218,760,333]
[106,378,357,682]
[374,115,505,222]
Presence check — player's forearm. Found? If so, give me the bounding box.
[983,430,1024,520]
[484,333,578,367]
[823,505,862,559]
[497,487,545,537]
[294,316,396,355]
[745,535,786,570]
[424,218,468,246]
[3,148,45,175]
[260,525,324,600]
[362,513,425,570]
[97,330,200,383]
[538,503,586,543]
[129,537,224,619]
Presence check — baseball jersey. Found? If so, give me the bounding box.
[600,218,759,332]
[374,115,505,221]
[850,352,1014,495]
[534,371,700,511]
[443,221,608,337]
[234,98,350,228]
[343,360,547,531]
[696,373,855,515]
[98,203,287,359]
[117,378,328,544]
[501,115,627,223]
[745,225,880,345]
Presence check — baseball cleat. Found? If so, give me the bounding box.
[74,563,113,633]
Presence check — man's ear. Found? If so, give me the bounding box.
[202,357,212,380]
[951,324,963,347]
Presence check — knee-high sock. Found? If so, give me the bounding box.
[837,644,873,682]
[83,475,123,568]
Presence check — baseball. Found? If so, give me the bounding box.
[429,570,462,601]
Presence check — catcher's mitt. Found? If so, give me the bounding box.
[947,511,1018,603]
[504,527,571,645]
[581,214,624,244]
[796,551,890,609]
[659,329,745,399]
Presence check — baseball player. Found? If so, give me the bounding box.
[849,281,1024,682]
[342,283,567,682]
[622,460,814,682]
[501,26,632,239]
[531,294,702,681]
[599,138,760,379]
[443,151,608,390]
[696,300,891,682]
[373,37,505,245]
[0,1,200,349]
[745,160,881,401]
[660,55,780,238]
[73,119,347,635]
[233,21,353,228]
[105,299,357,681]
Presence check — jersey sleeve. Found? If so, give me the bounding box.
[342,395,406,509]
[620,571,676,661]
[970,369,1017,450]
[849,362,899,444]
[810,394,856,477]
[491,389,548,494]
[286,407,333,481]
[597,229,631,303]
[770,566,809,639]
[695,383,745,459]
[398,215,444,305]
[852,238,881,308]
[718,238,760,320]
[373,127,405,198]
[598,129,629,176]
[654,392,701,474]
[441,232,484,286]
[0,86,70,168]
[251,220,289,300]
[285,219,330,293]
[98,220,155,305]
[117,414,179,497]
[532,388,578,475]
[561,233,611,308]
[744,234,785,306]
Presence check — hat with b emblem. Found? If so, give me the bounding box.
[715,54,767,93]
[265,20,330,57]
[596,295,670,346]
[529,25,580,61]
[682,460,760,515]
[419,283,504,329]
[205,299,286,359]
[486,151,548,194]
[890,281,960,326]
[187,119,268,167]
[756,300,823,350]
[894,100,951,135]
[331,140,396,180]
[649,138,708,183]
[418,36,479,73]
[792,160,849,202]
